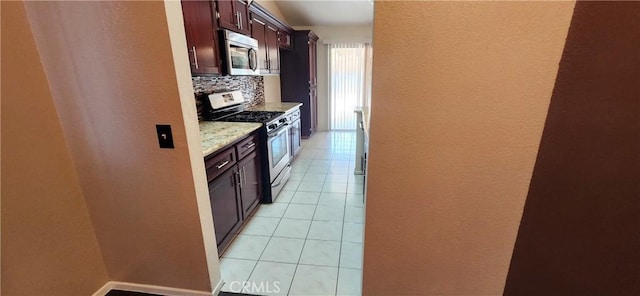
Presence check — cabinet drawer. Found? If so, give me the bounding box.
[236,133,259,160]
[205,147,237,181]
[289,109,301,121]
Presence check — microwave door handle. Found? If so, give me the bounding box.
[248,48,258,71]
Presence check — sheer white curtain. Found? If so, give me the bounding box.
[328,43,371,130]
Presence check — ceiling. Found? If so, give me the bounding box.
[273,0,374,26]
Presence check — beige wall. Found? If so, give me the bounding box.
[254,0,289,26]
[294,26,373,131]
[1,2,108,295]
[263,75,282,102]
[364,1,574,294]
[22,1,214,292]
[164,0,222,290]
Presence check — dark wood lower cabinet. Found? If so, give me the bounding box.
[205,132,263,255]
[290,118,302,158]
[238,151,262,218]
[208,166,242,250]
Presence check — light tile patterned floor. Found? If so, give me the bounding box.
[220,131,364,296]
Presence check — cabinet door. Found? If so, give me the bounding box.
[250,15,269,73]
[216,0,237,32]
[310,87,317,135]
[309,39,317,87]
[181,0,221,75]
[209,167,242,252]
[238,151,262,218]
[290,119,301,157]
[266,25,280,73]
[278,31,292,49]
[235,0,251,35]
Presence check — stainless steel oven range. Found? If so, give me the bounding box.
[202,90,291,202]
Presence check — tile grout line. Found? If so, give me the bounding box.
[249,156,313,294]
[335,189,349,296]
[242,157,319,287]
[222,132,357,295]
[287,176,321,296]
[241,201,291,291]
[287,148,323,295]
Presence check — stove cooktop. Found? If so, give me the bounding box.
[219,111,284,124]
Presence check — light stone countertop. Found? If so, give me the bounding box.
[247,102,302,113]
[354,106,371,137]
[199,121,262,157]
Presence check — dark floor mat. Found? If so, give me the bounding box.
[105,291,160,296]
[105,289,259,296]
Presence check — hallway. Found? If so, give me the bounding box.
[220,131,364,295]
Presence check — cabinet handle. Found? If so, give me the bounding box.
[239,13,243,30]
[235,12,240,29]
[191,46,199,69]
[241,167,247,186]
[236,171,243,188]
[245,142,256,149]
[216,160,229,169]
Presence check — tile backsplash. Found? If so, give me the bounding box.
[193,75,265,120]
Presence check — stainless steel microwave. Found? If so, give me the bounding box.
[220,29,259,76]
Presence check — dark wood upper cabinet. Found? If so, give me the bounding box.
[248,1,294,50]
[266,25,280,73]
[250,14,269,72]
[216,0,251,35]
[250,13,280,74]
[281,30,319,138]
[235,0,251,35]
[181,0,221,75]
[216,0,235,31]
[278,31,292,49]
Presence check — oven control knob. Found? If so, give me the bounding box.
[279,118,287,123]
[268,124,277,130]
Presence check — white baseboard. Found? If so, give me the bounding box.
[92,280,223,296]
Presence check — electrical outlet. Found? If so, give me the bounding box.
[156,124,174,149]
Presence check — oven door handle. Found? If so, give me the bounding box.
[267,123,289,138]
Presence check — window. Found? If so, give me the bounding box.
[328,43,372,130]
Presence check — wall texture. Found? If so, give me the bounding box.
[504,2,640,294]
[1,2,109,295]
[164,1,222,291]
[263,75,282,103]
[23,1,212,292]
[254,0,289,26]
[364,1,574,294]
